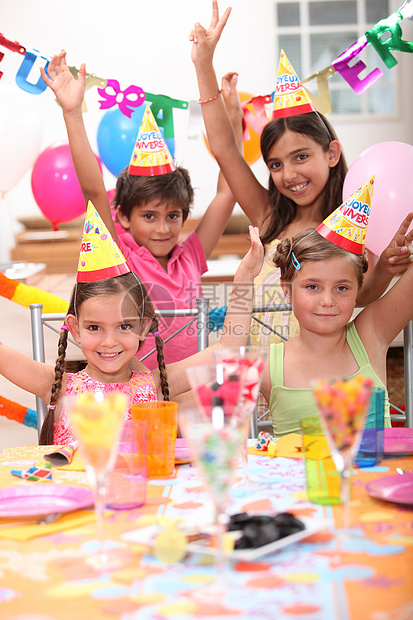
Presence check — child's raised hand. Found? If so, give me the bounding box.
[239,226,264,280]
[221,71,243,127]
[40,50,86,114]
[189,0,232,65]
[377,211,413,277]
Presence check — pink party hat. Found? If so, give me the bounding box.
[77,201,130,282]
[128,105,176,177]
[272,50,316,119]
[316,176,375,254]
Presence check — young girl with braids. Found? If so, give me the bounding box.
[257,214,413,436]
[0,226,263,445]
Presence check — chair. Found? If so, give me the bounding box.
[30,299,210,441]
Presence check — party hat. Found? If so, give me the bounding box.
[272,50,316,119]
[77,201,130,282]
[128,105,176,177]
[316,176,375,254]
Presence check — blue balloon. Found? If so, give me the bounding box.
[97,106,175,177]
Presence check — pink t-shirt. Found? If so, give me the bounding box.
[117,231,208,368]
[53,369,157,445]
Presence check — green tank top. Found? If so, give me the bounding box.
[269,320,390,437]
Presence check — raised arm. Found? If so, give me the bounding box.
[162,226,264,400]
[40,51,117,240]
[356,212,413,353]
[190,1,270,229]
[195,71,248,258]
[356,212,413,306]
[0,341,55,404]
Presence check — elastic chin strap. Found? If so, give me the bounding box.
[131,272,145,320]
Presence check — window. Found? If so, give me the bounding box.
[275,0,396,117]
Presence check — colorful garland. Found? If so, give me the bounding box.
[0,395,37,429]
[0,272,69,313]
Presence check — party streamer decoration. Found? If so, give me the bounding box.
[331,37,383,95]
[15,47,50,95]
[98,79,145,118]
[365,9,413,69]
[0,395,37,428]
[0,272,69,313]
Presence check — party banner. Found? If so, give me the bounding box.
[0,0,412,145]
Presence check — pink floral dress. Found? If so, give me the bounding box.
[53,369,158,445]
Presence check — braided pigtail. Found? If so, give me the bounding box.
[39,327,69,445]
[150,318,170,401]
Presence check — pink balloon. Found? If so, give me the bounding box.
[343,141,413,256]
[31,142,102,229]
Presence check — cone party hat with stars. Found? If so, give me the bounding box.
[316,176,375,254]
[128,105,176,177]
[272,49,317,119]
[77,201,130,282]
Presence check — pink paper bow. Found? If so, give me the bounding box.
[98,79,146,118]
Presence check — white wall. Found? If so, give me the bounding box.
[0,0,412,246]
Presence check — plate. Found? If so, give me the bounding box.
[122,516,330,562]
[383,428,413,457]
[175,438,191,464]
[0,485,94,517]
[366,473,413,506]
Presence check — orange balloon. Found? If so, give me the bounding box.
[203,91,263,166]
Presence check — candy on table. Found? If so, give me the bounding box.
[220,357,265,410]
[71,392,127,448]
[267,441,277,458]
[195,373,242,412]
[255,431,273,451]
[70,392,128,471]
[312,375,373,452]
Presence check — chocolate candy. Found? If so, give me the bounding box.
[229,512,305,549]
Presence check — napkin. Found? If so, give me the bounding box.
[0,508,103,541]
[248,433,330,460]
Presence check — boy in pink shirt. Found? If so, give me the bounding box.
[41,51,243,367]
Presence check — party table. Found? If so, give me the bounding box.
[0,442,412,620]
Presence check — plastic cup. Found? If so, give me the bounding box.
[131,401,178,477]
[355,387,385,468]
[106,420,147,510]
[300,415,341,505]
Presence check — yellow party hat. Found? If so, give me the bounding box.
[77,201,131,282]
[316,176,375,254]
[128,105,176,177]
[272,50,316,119]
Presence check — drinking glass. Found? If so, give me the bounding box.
[311,375,373,530]
[67,390,128,570]
[180,404,246,590]
[213,346,268,486]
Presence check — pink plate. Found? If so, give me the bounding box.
[0,485,94,517]
[366,473,413,506]
[383,428,413,457]
[175,438,191,463]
